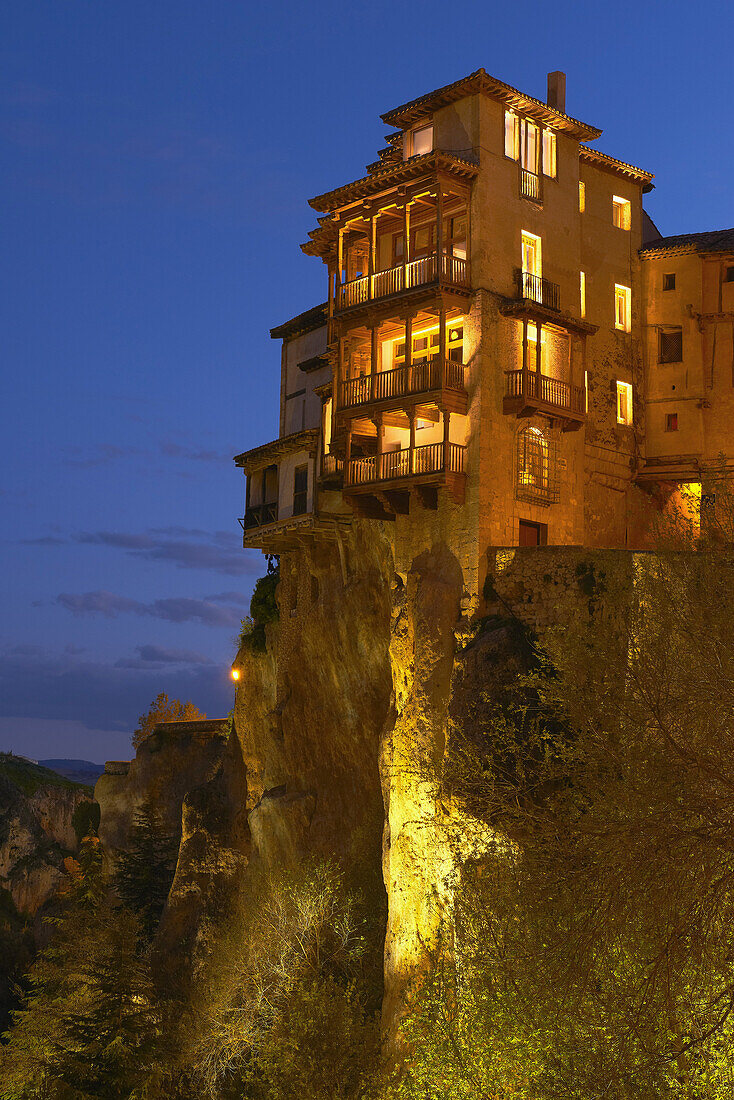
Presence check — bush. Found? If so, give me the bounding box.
[239,560,280,653]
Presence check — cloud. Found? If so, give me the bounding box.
[73,527,253,576]
[115,645,215,669]
[0,645,232,739]
[159,441,233,464]
[61,443,145,468]
[56,590,244,628]
[20,536,67,547]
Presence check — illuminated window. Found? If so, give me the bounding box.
[521,232,542,301]
[504,112,538,172]
[666,412,679,432]
[542,130,557,177]
[584,369,589,413]
[410,124,433,157]
[659,328,683,363]
[504,111,519,159]
[612,196,631,230]
[579,181,585,213]
[516,425,560,504]
[616,381,633,426]
[580,271,586,318]
[615,284,631,332]
[663,273,676,291]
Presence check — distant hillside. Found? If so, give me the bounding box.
[39,758,105,787]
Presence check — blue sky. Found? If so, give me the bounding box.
[1,0,732,762]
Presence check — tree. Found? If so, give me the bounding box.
[133,692,206,750]
[0,836,162,1099]
[115,799,179,939]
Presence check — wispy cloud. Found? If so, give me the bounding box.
[56,590,244,628]
[115,644,215,669]
[73,527,253,576]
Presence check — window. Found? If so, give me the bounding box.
[519,520,548,546]
[521,232,542,300]
[663,273,676,291]
[505,111,519,159]
[542,130,557,177]
[616,381,633,425]
[293,464,308,516]
[580,271,586,318]
[659,328,683,363]
[504,111,538,172]
[615,284,631,332]
[410,124,433,157]
[666,413,679,432]
[579,181,586,213]
[612,196,631,230]
[725,266,734,283]
[517,426,559,505]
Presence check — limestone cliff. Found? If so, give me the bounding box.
[0,754,96,918]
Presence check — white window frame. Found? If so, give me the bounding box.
[616,381,633,426]
[612,196,631,230]
[614,284,631,332]
[542,130,557,178]
[410,123,433,158]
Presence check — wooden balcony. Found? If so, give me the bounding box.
[339,355,467,415]
[503,369,585,431]
[319,452,344,484]
[345,440,466,490]
[239,501,278,531]
[336,251,469,313]
[515,270,560,312]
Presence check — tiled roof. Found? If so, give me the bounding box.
[381,68,602,141]
[270,302,328,340]
[234,428,320,470]
[579,145,654,188]
[308,150,479,213]
[639,228,734,258]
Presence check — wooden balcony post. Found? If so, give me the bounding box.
[375,415,384,481]
[336,228,344,308]
[409,410,416,474]
[438,305,447,386]
[522,319,529,397]
[403,202,410,290]
[370,324,379,401]
[435,182,443,282]
[345,426,352,485]
[443,409,451,472]
[405,315,413,393]
[368,212,376,299]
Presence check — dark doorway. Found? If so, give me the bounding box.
[519,519,548,546]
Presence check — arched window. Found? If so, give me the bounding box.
[516,425,560,505]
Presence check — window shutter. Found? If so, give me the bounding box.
[660,329,683,363]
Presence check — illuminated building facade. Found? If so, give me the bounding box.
[235,69,733,591]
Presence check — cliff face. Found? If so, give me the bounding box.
[0,756,95,918]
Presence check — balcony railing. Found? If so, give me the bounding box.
[346,441,466,487]
[520,168,542,203]
[337,251,469,311]
[320,452,344,477]
[505,370,586,416]
[240,501,278,530]
[340,355,465,410]
[515,270,561,312]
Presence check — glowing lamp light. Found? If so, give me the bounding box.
[231,668,241,682]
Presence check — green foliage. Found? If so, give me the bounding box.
[240,560,280,653]
[0,754,88,798]
[71,798,100,845]
[133,693,207,750]
[115,800,178,939]
[178,855,382,1099]
[0,837,162,1099]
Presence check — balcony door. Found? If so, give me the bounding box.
[522,232,541,279]
[293,464,308,516]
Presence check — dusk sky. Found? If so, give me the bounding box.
[1,1,732,763]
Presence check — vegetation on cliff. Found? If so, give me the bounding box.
[132,693,207,750]
[238,557,280,653]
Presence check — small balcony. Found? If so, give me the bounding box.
[339,355,466,412]
[515,270,560,312]
[337,251,469,313]
[504,369,585,430]
[346,440,466,489]
[239,501,278,531]
[520,169,542,203]
[319,451,344,484]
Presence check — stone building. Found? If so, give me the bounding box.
[235,68,733,595]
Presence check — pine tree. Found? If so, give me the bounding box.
[115,800,179,939]
[0,837,162,1098]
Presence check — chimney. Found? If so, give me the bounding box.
[547,71,566,114]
